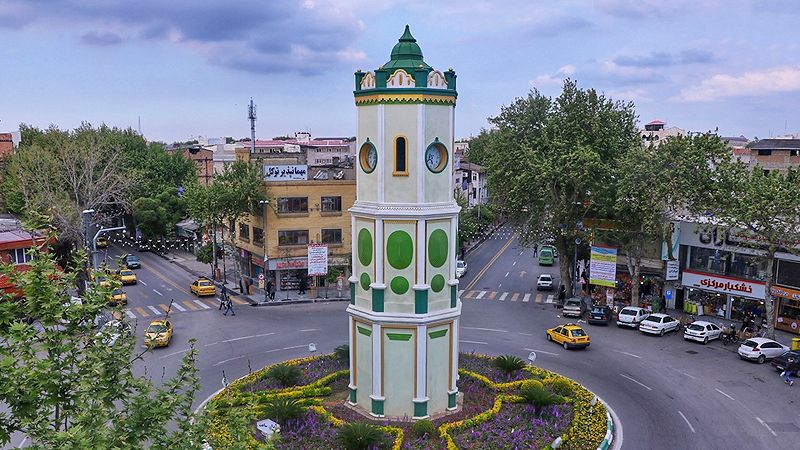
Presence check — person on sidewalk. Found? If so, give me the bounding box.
[298,275,308,295]
[218,285,226,310]
[781,359,800,386]
[266,279,274,301]
[269,280,276,300]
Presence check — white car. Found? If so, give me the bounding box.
[639,313,680,336]
[455,260,467,278]
[536,274,554,290]
[683,320,722,344]
[616,307,648,328]
[738,337,789,364]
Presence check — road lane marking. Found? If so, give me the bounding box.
[135,307,150,317]
[182,300,199,311]
[505,272,509,277]
[677,411,696,433]
[523,347,560,356]
[513,261,517,266]
[463,326,508,333]
[125,309,136,319]
[678,370,697,379]
[157,348,191,361]
[140,261,189,293]
[519,251,523,256]
[499,292,508,301]
[204,332,277,347]
[153,289,163,296]
[194,300,211,310]
[613,350,642,359]
[458,290,465,297]
[476,291,486,299]
[139,280,147,286]
[171,302,187,312]
[518,332,533,336]
[488,291,497,300]
[147,305,162,316]
[756,417,777,437]
[460,340,488,345]
[203,299,219,308]
[620,374,652,390]
[214,355,246,366]
[159,304,171,313]
[498,283,502,289]
[465,290,476,298]
[535,293,543,303]
[299,328,317,332]
[511,293,519,301]
[465,234,517,291]
[546,294,554,304]
[523,293,531,303]
[715,388,735,401]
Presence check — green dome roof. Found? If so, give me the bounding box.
[383,25,431,72]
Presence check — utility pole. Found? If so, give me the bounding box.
[248,98,257,154]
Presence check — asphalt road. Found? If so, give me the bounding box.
[8,233,799,449]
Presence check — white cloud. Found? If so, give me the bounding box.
[604,88,653,103]
[530,65,577,87]
[673,65,800,102]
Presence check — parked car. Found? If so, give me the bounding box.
[107,288,127,306]
[587,306,613,325]
[772,350,800,372]
[96,236,108,248]
[738,338,789,364]
[536,274,554,291]
[683,320,723,344]
[616,307,648,328]
[456,260,467,278]
[562,298,586,318]
[639,313,680,336]
[546,323,590,350]
[123,254,141,269]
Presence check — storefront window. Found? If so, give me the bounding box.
[776,259,800,288]
[687,246,766,281]
[687,289,727,316]
[730,296,765,323]
[778,298,800,321]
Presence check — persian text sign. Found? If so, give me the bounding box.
[307,244,328,276]
[665,260,680,281]
[264,165,308,181]
[681,269,765,299]
[589,245,617,287]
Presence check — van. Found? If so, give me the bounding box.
[538,247,554,266]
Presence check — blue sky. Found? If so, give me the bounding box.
[1,0,799,143]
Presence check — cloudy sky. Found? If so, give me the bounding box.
[1,0,799,143]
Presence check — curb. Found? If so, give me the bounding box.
[597,395,622,450]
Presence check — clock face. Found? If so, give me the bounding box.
[425,143,447,173]
[360,142,377,173]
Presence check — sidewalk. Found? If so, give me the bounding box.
[155,248,351,307]
[663,307,799,347]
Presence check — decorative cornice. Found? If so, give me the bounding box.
[349,201,461,218]
[347,303,461,324]
[354,91,456,106]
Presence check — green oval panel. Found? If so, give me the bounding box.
[360,273,371,291]
[390,276,409,295]
[431,274,446,293]
[386,230,413,270]
[428,229,448,268]
[358,229,373,266]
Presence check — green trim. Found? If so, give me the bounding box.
[386,333,412,341]
[415,288,428,314]
[448,392,457,408]
[371,398,384,416]
[350,282,356,305]
[450,284,457,308]
[428,329,448,339]
[349,388,357,404]
[371,287,384,312]
[413,400,428,418]
[357,326,372,337]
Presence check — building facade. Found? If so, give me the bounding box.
[747,138,800,173]
[0,215,49,298]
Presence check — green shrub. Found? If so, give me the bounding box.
[547,377,574,397]
[493,354,526,375]
[520,379,544,391]
[335,422,386,450]
[410,419,436,437]
[520,386,564,416]
[261,398,304,424]
[266,363,302,387]
[335,344,350,362]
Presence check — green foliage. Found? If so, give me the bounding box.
[266,363,302,388]
[410,419,436,437]
[335,422,386,450]
[493,354,526,375]
[196,241,221,267]
[334,344,350,362]
[261,398,304,425]
[519,386,565,415]
[546,378,574,397]
[133,188,188,240]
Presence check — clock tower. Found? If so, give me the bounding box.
[347,25,461,419]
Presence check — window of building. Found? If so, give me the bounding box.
[253,227,264,246]
[394,136,407,175]
[763,169,770,176]
[10,247,32,265]
[687,246,766,280]
[757,149,772,156]
[239,223,250,242]
[321,196,342,213]
[278,230,309,246]
[322,228,343,245]
[277,197,308,213]
[777,259,800,288]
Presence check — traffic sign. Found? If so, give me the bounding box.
[258,273,265,281]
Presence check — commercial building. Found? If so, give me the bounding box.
[640,120,685,147]
[747,138,800,173]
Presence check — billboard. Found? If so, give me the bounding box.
[589,245,617,287]
[264,165,308,181]
[307,244,329,276]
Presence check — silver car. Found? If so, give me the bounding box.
[562,298,585,318]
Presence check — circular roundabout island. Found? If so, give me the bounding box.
[202,350,614,450]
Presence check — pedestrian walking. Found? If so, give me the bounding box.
[218,285,225,310]
[298,275,308,295]
[781,358,800,386]
[266,279,274,301]
[222,295,235,316]
[533,245,538,258]
[269,279,276,300]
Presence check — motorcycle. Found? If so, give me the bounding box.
[721,324,739,346]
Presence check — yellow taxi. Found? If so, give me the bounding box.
[107,288,127,306]
[546,323,591,350]
[144,319,173,348]
[116,269,137,285]
[91,272,113,289]
[190,277,216,296]
[96,236,109,248]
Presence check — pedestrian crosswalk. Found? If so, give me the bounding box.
[123,296,248,320]
[459,290,554,304]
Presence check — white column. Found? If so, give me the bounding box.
[375,218,384,285]
[348,315,356,403]
[450,216,458,281]
[415,323,428,400]
[450,318,459,391]
[417,104,425,203]
[448,105,455,195]
[350,215,358,285]
[371,322,384,403]
[416,219,426,286]
[378,104,385,203]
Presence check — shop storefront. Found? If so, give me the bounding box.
[771,286,800,335]
[680,269,766,321]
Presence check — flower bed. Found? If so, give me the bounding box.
[459,352,536,383]
[240,354,349,393]
[450,403,573,449]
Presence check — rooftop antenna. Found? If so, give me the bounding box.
[138,116,141,135]
[248,98,257,154]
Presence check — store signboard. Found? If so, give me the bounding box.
[307,244,329,276]
[771,285,800,301]
[665,260,680,281]
[264,165,308,181]
[681,269,765,299]
[589,245,617,288]
[270,259,306,270]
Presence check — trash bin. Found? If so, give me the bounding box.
[792,338,800,351]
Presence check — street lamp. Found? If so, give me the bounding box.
[259,200,270,302]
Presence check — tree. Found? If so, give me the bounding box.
[0,228,204,448]
[475,80,639,295]
[707,162,800,339]
[132,188,188,240]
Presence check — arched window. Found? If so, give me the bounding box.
[394,136,408,176]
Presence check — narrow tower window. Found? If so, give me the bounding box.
[394,136,408,175]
